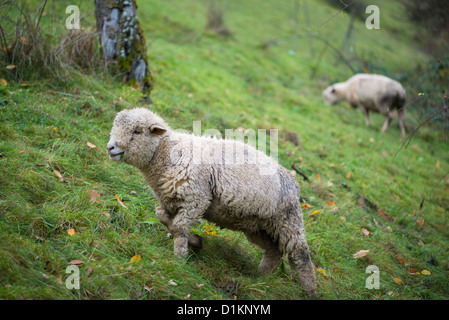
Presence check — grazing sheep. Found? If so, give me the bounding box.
[322,73,406,139]
[107,108,317,298]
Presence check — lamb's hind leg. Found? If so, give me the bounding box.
[245,231,283,274]
[398,107,406,140]
[155,207,203,249]
[381,112,393,133]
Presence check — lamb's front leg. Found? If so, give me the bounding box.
[171,203,209,258]
[359,105,370,126]
[155,206,203,249]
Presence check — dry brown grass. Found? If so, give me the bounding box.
[0,0,103,83]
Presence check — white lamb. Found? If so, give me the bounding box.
[107,108,317,298]
[322,73,406,139]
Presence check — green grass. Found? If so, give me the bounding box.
[0,0,448,300]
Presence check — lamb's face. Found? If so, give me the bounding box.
[107,108,168,168]
[322,85,341,106]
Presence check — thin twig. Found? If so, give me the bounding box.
[0,24,9,59]
[291,162,310,181]
[34,0,47,29]
[314,0,355,30]
[418,197,425,211]
[313,34,356,73]
[394,106,446,157]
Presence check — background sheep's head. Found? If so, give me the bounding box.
[107,108,169,168]
[322,83,344,106]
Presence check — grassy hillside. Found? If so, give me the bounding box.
[0,0,448,300]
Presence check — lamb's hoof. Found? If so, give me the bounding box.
[188,235,203,249]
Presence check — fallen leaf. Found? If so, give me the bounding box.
[327,200,335,206]
[315,173,321,180]
[415,218,424,229]
[99,212,111,218]
[67,228,75,236]
[369,137,375,143]
[0,78,7,86]
[69,260,84,266]
[86,267,93,276]
[377,208,393,221]
[397,257,406,265]
[308,209,323,217]
[21,83,28,87]
[86,141,96,149]
[316,268,328,277]
[346,172,351,179]
[19,37,28,45]
[53,169,65,182]
[6,65,15,69]
[144,285,153,292]
[353,249,370,259]
[114,194,127,209]
[393,277,402,284]
[52,127,58,133]
[361,228,372,236]
[421,270,431,276]
[408,268,418,274]
[436,160,440,169]
[130,255,142,263]
[168,279,178,286]
[301,203,313,208]
[89,190,100,203]
[49,90,55,95]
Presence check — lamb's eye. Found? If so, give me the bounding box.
[133,129,142,135]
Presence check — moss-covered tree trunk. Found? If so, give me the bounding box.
[95,0,153,94]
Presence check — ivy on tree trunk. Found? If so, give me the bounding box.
[95,0,153,94]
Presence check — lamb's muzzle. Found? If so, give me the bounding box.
[107,140,124,161]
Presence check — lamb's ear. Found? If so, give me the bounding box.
[149,123,167,135]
